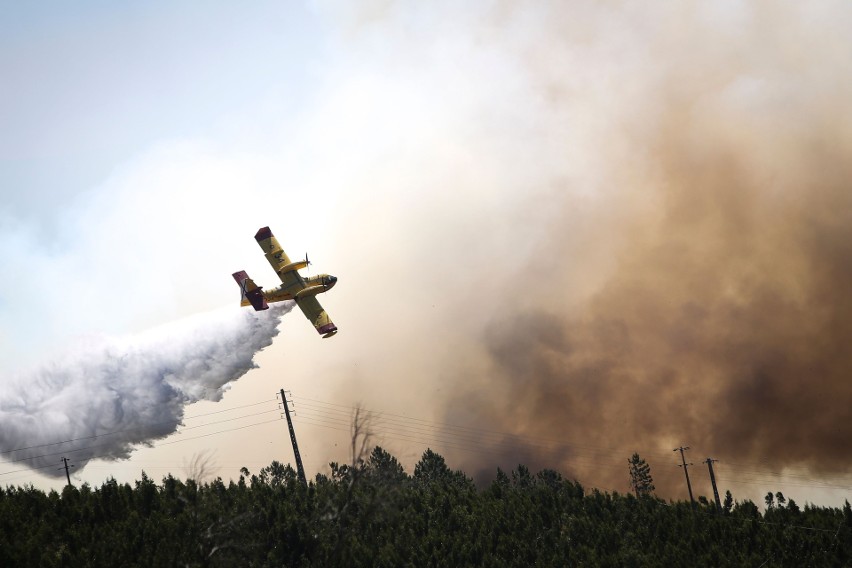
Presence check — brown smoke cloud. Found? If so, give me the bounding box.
[297,1,852,502]
[428,2,852,496]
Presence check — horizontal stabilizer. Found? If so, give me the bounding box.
[232,270,269,311]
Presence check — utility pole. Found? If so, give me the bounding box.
[60,457,73,488]
[704,458,722,514]
[674,446,695,508]
[280,389,307,486]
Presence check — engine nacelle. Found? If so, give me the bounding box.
[277,259,309,275]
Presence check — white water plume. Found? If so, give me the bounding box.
[0,302,292,476]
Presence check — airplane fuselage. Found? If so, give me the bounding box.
[263,273,338,303]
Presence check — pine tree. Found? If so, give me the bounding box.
[723,490,733,514]
[627,453,655,497]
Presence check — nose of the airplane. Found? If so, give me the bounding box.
[327,275,338,288]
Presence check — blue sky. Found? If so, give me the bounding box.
[1,1,324,224]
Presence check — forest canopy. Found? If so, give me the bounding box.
[1,448,850,567]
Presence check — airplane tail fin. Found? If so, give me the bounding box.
[232,270,269,311]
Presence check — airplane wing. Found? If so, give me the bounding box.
[254,226,306,287]
[296,295,338,338]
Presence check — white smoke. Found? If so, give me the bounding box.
[0,302,292,476]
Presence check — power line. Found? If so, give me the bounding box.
[0,415,282,478]
[155,419,282,447]
[292,401,646,465]
[292,413,635,474]
[293,396,663,461]
[291,395,852,493]
[6,391,851,502]
[291,406,652,475]
[0,407,279,466]
[0,419,280,482]
[0,397,278,456]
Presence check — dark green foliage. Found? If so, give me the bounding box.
[628,452,655,497]
[0,449,849,567]
[723,490,734,514]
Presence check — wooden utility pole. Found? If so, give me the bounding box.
[674,446,695,508]
[704,458,722,514]
[280,389,307,485]
[60,457,73,488]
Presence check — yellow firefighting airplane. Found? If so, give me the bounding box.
[232,227,338,338]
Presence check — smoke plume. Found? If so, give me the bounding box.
[429,2,852,495]
[0,303,291,476]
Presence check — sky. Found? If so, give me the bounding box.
[2,0,852,509]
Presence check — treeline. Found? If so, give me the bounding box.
[1,447,850,567]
